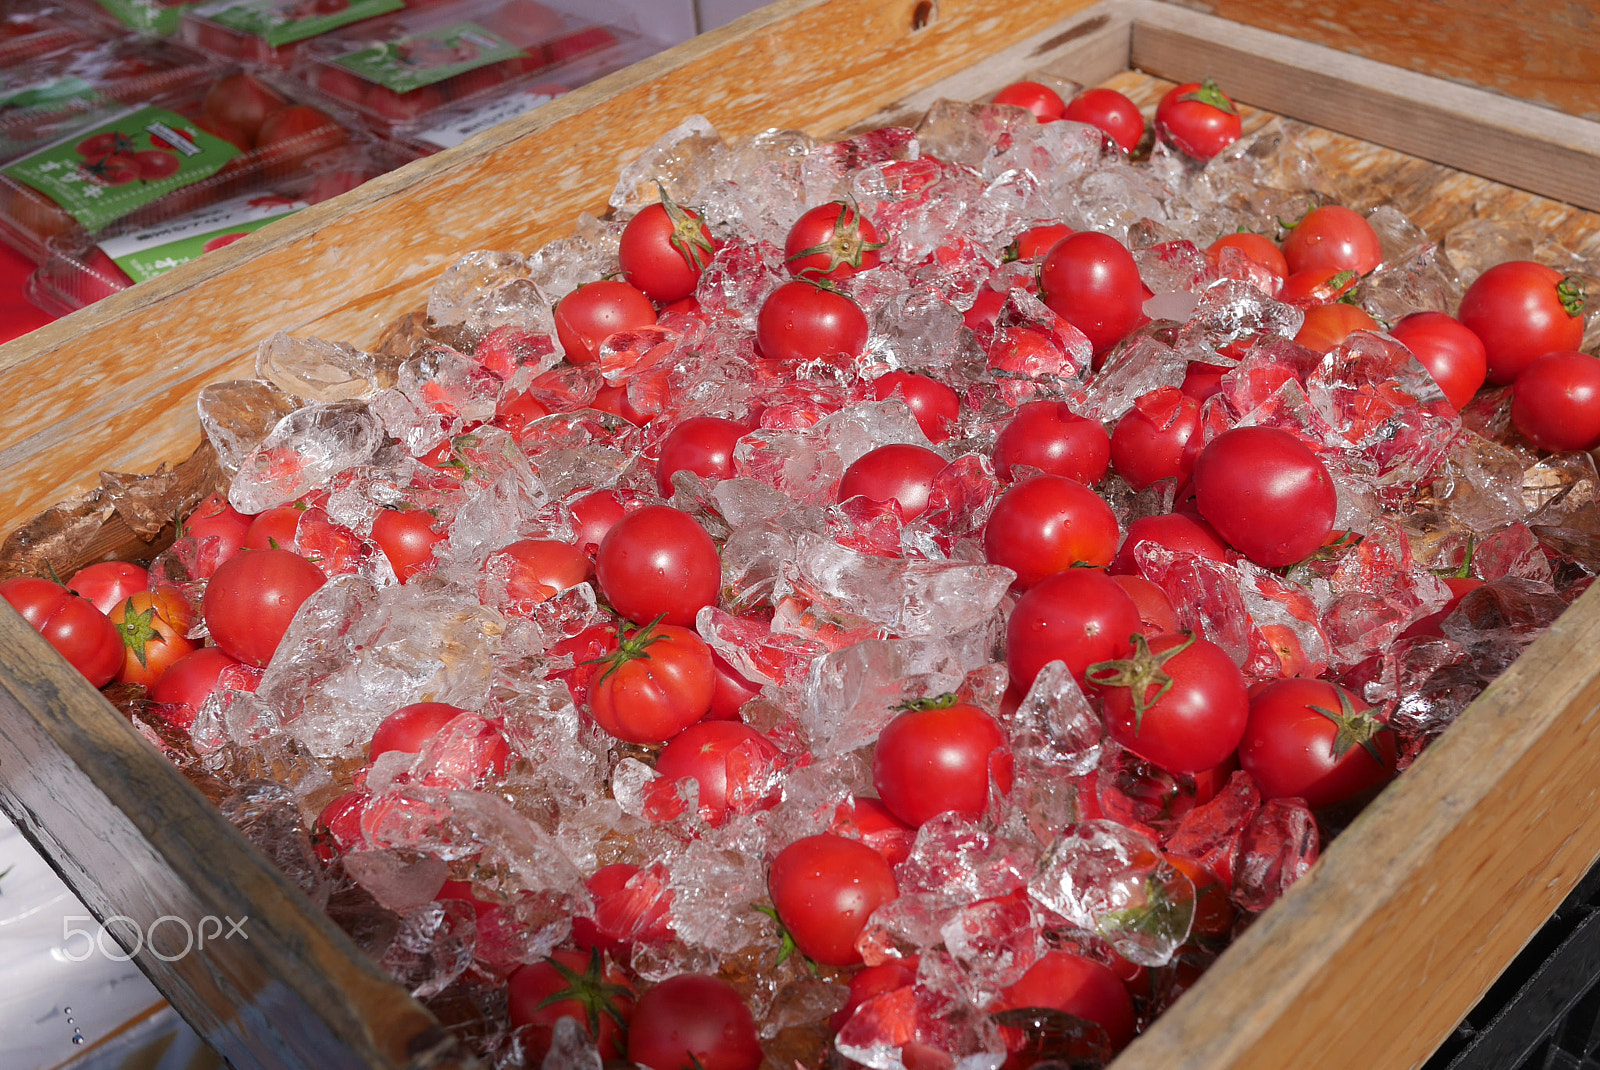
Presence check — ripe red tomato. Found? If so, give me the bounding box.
[182,491,253,577]
[1006,568,1140,691]
[1277,265,1360,307]
[992,80,1066,121]
[66,561,148,615]
[836,443,949,521]
[1181,361,1227,403]
[243,504,301,552]
[784,200,884,281]
[964,283,1009,337]
[1281,205,1383,278]
[872,697,1013,827]
[194,113,251,152]
[628,974,762,1070]
[1511,351,1600,452]
[706,648,760,721]
[993,400,1111,485]
[1109,387,1202,490]
[769,833,898,966]
[1239,678,1397,810]
[1192,427,1337,568]
[996,949,1136,1053]
[1293,302,1378,355]
[1387,311,1487,411]
[1004,223,1075,264]
[312,790,368,864]
[569,489,627,556]
[1111,573,1179,635]
[756,280,869,363]
[201,548,326,667]
[595,505,720,627]
[1207,232,1287,279]
[1038,232,1146,356]
[572,863,675,959]
[109,586,198,688]
[871,371,960,443]
[588,620,715,744]
[1,577,123,687]
[369,701,511,777]
[555,280,657,364]
[1088,632,1249,775]
[830,796,916,867]
[1459,261,1587,384]
[507,949,634,1061]
[493,387,553,440]
[620,195,715,302]
[830,957,918,1031]
[1154,79,1241,161]
[655,415,747,496]
[984,474,1120,587]
[486,538,590,612]
[255,105,347,176]
[370,508,444,583]
[201,74,287,142]
[1108,511,1230,576]
[1064,87,1145,153]
[650,720,780,826]
[149,646,256,731]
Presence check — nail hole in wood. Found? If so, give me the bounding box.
[911,1,936,30]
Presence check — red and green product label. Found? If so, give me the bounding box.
[93,0,195,35]
[192,0,404,47]
[98,189,307,282]
[0,77,96,112]
[2,107,242,232]
[334,22,526,93]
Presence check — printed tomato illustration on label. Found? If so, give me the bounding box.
[3,106,242,232]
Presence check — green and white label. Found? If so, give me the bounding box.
[0,77,96,112]
[2,107,242,232]
[93,0,194,35]
[99,190,306,281]
[192,0,403,47]
[415,87,562,149]
[333,21,525,93]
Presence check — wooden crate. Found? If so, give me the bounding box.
[3,2,1600,1068]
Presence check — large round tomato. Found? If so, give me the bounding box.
[984,474,1120,587]
[872,371,960,443]
[109,586,198,688]
[201,548,326,667]
[595,505,720,627]
[1281,205,1383,278]
[1238,678,1397,810]
[66,561,148,615]
[1064,87,1145,153]
[555,280,657,364]
[588,620,715,744]
[1108,511,1230,576]
[836,443,949,521]
[370,508,444,583]
[1154,79,1241,160]
[1087,632,1249,774]
[992,400,1110,485]
[507,949,634,1061]
[1038,232,1146,356]
[756,280,869,363]
[655,415,747,496]
[1459,261,1586,384]
[1109,387,1202,490]
[620,196,715,302]
[650,720,780,826]
[1192,427,1337,568]
[996,949,1136,1053]
[149,646,257,731]
[1387,311,1487,411]
[784,200,883,281]
[628,974,762,1070]
[769,833,898,967]
[1006,568,1140,691]
[1511,351,1600,452]
[872,697,1013,827]
[1,577,123,687]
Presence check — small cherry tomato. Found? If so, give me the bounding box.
[1109,386,1202,490]
[201,548,325,667]
[1293,302,1378,355]
[1511,351,1600,452]
[595,505,721,628]
[1459,261,1587,384]
[872,697,1013,827]
[1088,631,1250,775]
[785,200,883,281]
[66,561,148,615]
[872,371,960,443]
[1239,678,1397,810]
[1108,512,1230,576]
[1192,427,1337,568]
[555,280,657,364]
[1281,205,1383,278]
[628,974,762,1070]
[1004,222,1075,264]
[1064,87,1145,153]
[1006,568,1141,691]
[756,280,869,363]
[620,193,715,302]
[769,833,898,966]
[588,619,715,744]
[1388,311,1487,411]
[1155,79,1241,160]
[993,399,1111,485]
[993,80,1066,121]
[837,443,949,521]
[996,949,1137,1053]
[1,577,123,688]
[656,415,747,496]
[1207,232,1287,279]
[109,586,198,688]
[650,720,781,826]
[1039,232,1146,356]
[983,474,1121,587]
[508,949,634,1061]
[370,508,444,583]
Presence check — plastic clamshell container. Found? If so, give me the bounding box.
[179,0,427,70]
[0,2,114,67]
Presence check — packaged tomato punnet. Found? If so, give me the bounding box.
[181,0,426,69]
[7,72,1600,1070]
[0,1,112,67]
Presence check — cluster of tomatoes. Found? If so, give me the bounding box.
[9,71,1597,1070]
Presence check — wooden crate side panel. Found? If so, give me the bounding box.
[0,0,1101,534]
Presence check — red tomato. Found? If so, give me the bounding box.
[573,863,675,959]
[201,548,326,667]
[1239,678,1397,810]
[486,538,590,613]
[1277,265,1360,307]
[1006,569,1140,691]
[148,646,256,731]
[312,790,368,864]
[872,697,1013,827]
[756,280,869,363]
[1,577,123,687]
[837,443,949,521]
[1181,361,1227,403]
[1110,574,1179,635]
[66,561,148,615]
[1064,87,1145,153]
[1167,853,1235,941]
[1192,427,1337,568]
[243,504,301,552]
[595,505,720,627]
[964,283,1009,337]
[1388,311,1487,411]
[784,200,884,281]
[493,387,553,440]
[1511,351,1600,452]
[1154,79,1241,161]
[769,833,898,966]
[588,620,715,744]
[555,280,657,364]
[1293,302,1378,355]
[1109,387,1202,490]
[706,648,760,721]
[620,195,714,302]
[656,416,747,496]
[363,83,445,122]
[996,949,1136,1052]
[1038,232,1146,356]
[1207,232,1287,279]
[628,974,762,1070]
[201,73,287,142]
[871,371,960,443]
[650,720,781,826]
[992,80,1066,121]
[255,105,347,176]
[830,957,918,1031]
[1088,632,1249,774]
[1459,261,1587,384]
[109,586,198,688]
[1004,223,1075,264]
[569,489,627,556]
[507,949,634,1061]
[1108,511,1230,576]
[1281,205,1383,278]
[984,474,1120,587]
[370,508,444,583]
[992,400,1111,485]
[193,113,252,152]
[831,796,916,867]
[182,492,253,577]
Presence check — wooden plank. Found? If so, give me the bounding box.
[0,0,1103,534]
[1128,2,1600,213]
[0,605,480,1070]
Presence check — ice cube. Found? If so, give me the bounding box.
[197,379,301,474]
[256,332,390,402]
[229,401,386,515]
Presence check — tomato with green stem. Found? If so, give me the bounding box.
[620,187,715,302]
[109,586,197,688]
[784,199,884,281]
[507,948,634,1061]
[872,695,1013,827]
[1459,260,1587,384]
[1238,678,1397,810]
[587,618,715,744]
[628,974,762,1070]
[1154,79,1241,160]
[1087,631,1249,775]
[768,833,898,967]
